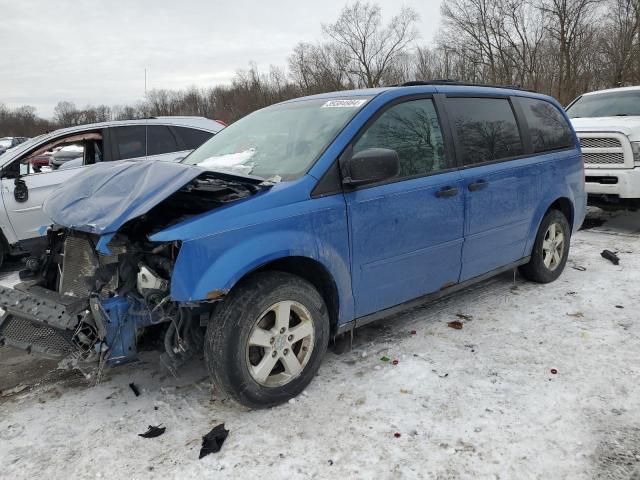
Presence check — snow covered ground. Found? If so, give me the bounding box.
[1,207,639,480]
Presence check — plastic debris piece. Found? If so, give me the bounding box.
[567,312,584,318]
[139,425,165,438]
[550,368,558,375]
[380,356,390,362]
[392,359,399,365]
[456,313,473,321]
[129,383,140,397]
[601,250,620,265]
[199,423,229,459]
[394,432,401,438]
[447,320,463,330]
[571,265,586,271]
[615,305,624,309]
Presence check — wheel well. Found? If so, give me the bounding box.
[254,257,340,333]
[548,197,574,229]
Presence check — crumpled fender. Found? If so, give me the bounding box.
[159,193,355,325]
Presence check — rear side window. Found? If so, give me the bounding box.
[519,98,573,153]
[353,98,447,178]
[146,126,178,156]
[173,126,214,150]
[111,126,146,160]
[447,97,523,165]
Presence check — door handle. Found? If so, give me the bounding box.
[468,180,488,192]
[435,186,459,198]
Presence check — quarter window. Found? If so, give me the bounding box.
[174,127,214,150]
[353,99,447,178]
[112,126,146,160]
[447,98,523,165]
[146,126,179,156]
[520,98,573,153]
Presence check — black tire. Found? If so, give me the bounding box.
[204,271,330,408]
[519,209,571,283]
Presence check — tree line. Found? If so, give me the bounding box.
[1,0,638,137]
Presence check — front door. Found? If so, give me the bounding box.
[0,132,106,242]
[343,97,465,317]
[1,161,84,241]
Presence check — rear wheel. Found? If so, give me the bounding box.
[204,271,329,408]
[519,209,570,283]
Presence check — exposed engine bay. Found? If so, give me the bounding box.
[0,173,270,375]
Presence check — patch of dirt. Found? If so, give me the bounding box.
[0,348,89,405]
[0,349,59,394]
[593,425,640,479]
[581,216,607,230]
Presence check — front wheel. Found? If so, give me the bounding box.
[204,271,330,408]
[519,209,571,283]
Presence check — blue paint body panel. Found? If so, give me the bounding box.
[46,84,586,333]
[99,295,162,366]
[344,172,465,317]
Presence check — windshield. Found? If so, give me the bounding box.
[0,138,12,148]
[567,91,640,118]
[182,97,372,180]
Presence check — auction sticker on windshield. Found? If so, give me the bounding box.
[321,99,368,108]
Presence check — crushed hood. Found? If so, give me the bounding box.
[43,160,205,235]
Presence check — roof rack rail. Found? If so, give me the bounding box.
[398,79,536,92]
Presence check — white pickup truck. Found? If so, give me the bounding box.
[567,86,640,203]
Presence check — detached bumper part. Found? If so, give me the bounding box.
[0,284,88,357]
[0,284,157,365]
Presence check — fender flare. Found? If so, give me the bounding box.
[523,193,575,257]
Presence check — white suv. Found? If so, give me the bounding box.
[0,117,223,264]
[567,86,640,202]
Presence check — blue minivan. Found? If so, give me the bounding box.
[0,82,586,408]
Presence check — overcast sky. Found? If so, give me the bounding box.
[0,0,442,118]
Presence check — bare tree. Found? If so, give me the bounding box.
[537,0,601,103]
[289,42,353,93]
[53,101,79,127]
[599,0,640,86]
[440,0,505,84]
[322,2,419,87]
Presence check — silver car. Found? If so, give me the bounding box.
[0,117,224,264]
[0,136,29,155]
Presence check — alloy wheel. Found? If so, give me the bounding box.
[542,222,565,271]
[245,300,315,387]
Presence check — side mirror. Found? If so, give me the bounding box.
[342,148,399,186]
[14,177,28,202]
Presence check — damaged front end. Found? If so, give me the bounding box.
[0,229,192,368]
[0,160,270,373]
